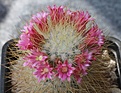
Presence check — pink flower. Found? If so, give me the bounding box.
[17,23,34,50]
[74,51,93,83]
[48,5,94,32]
[73,67,82,83]
[17,22,45,50]
[31,12,48,31]
[23,49,48,68]
[56,60,75,81]
[84,25,104,47]
[21,22,34,34]
[48,5,65,24]
[75,51,92,63]
[73,67,87,83]
[75,51,92,71]
[79,25,104,55]
[17,33,33,50]
[33,63,53,82]
[71,11,94,32]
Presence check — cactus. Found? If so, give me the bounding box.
[4,5,116,93]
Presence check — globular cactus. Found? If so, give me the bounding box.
[5,5,116,93]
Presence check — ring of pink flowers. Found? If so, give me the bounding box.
[17,5,104,82]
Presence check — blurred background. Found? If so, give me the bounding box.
[0,0,121,62]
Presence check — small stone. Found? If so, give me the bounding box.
[108,88,121,93]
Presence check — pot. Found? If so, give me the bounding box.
[0,37,121,93]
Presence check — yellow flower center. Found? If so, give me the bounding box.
[36,55,43,61]
[25,30,28,34]
[41,68,49,74]
[62,66,68,73]
[43,68,49,73]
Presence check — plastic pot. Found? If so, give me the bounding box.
[0,39,18,93]
[0,37,121,93]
